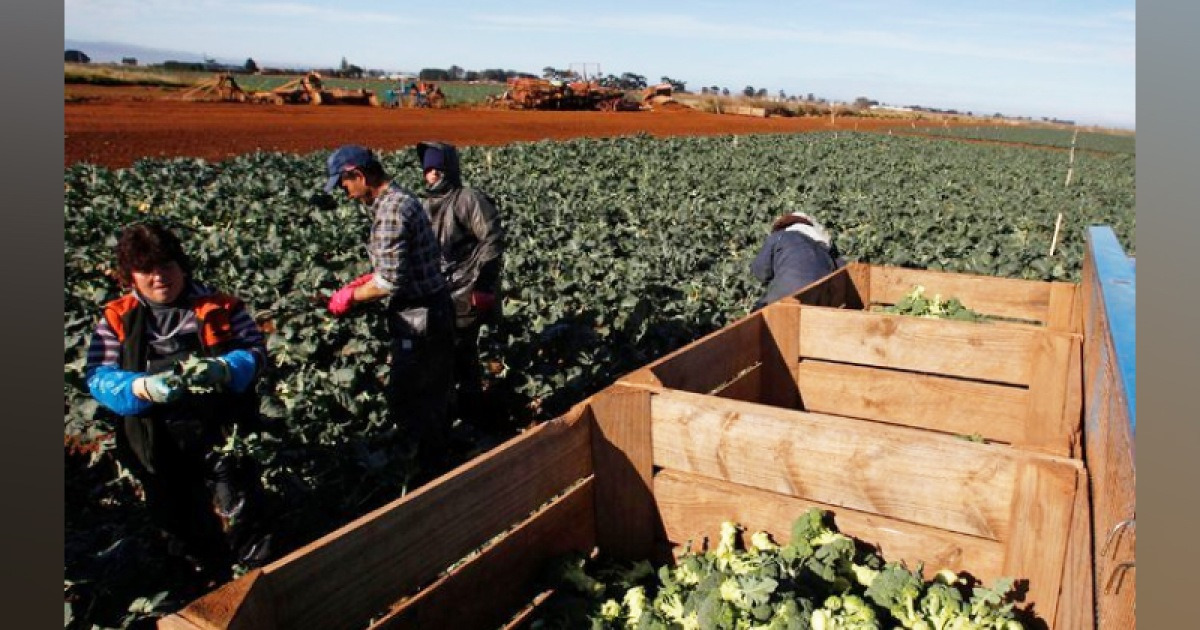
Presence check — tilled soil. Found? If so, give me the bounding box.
[65,84,944,168]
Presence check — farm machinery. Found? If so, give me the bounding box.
[179,73,284,104]
[488,77,639,111]
[180,72,380,106]
[270,72,380,106]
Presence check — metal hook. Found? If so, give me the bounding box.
[1105,561,1135,595]
[1102,517,1135,558]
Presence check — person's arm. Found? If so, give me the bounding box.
[84,318,153,416]
[362,193,413,302]
[218,300,269,393]
[461,190,504,295]
[750,233,776,283]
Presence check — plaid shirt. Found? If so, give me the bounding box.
[368,182,447,301]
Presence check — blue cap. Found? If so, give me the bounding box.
[325,145,376,192]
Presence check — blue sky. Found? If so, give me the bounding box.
[64,0,1136,129]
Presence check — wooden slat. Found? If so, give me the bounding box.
[653,469,1007,582]
[589,385,660,562]
[798,306,1038,385]
[164,570,276,630]
[649,390,1019,540]
[1066,334,1085,459]
[711,363,763,402]
[373,479,597,630]
[793,266,863,308]
[760,302,800,408]
[618,310,762,393]
[170,411,593,630]
[1020,332,1076,456]
[869,265,1054,323]
[795,360,1029,444]
[846,262,872,307]
[1047,282,1081,333]
[1002,459,1079,627]
[1054,467,1096,630]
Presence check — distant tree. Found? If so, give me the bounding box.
[660,76,687,92]
[853,96,878,109]
[755,88,767,98]
[65,50,90,63]
[345,64,364,78]
[465,70,480,81]
[721,87,730,97]
[619,72,647,89]
[778,89,787,100]
[743,85,756,97]
[807,92,815,101]
[121,57,137,66]
[700,86,710,95]
[340,57,349,71]
[244,58,259,73]
[448,65,464,80]
[419,68,452,81]
[709,85,720,94]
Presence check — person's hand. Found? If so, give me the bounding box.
[134,372,183,404]
[470,291,496,313]
[187,358,231,388]
[328,285,357,317]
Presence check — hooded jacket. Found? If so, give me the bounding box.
[750,215,840,310]
[416,141,505,328]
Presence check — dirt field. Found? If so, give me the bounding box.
[65,84,943,168]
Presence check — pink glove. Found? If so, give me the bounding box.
[328,285,357,317]
[347,273,375,289]
[470,291,496,313]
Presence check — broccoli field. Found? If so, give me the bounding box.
[63,131,1134,627]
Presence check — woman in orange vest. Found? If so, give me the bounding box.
[84,223,275,582]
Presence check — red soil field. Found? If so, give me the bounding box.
[65,84,941,168]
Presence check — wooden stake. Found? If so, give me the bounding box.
[1064,129,1078,187]
[1049,212,1064,257]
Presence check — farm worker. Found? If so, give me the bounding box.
[416,140,505,432]
[84,223,275,582]
[750,212,844,310]
[323,144,457,480]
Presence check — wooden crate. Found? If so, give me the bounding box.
[791,262,1082,333]
[161,236,1136,630]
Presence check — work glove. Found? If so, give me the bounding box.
[187,357,232,388]
[347,273,375,289]
[135,372,183,404]
[328,285,357,317]
[470,291,496,313]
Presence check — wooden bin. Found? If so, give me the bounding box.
[161,232,1135,630]
[791,262,1082,334]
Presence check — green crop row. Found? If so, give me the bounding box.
[913,125,1135,155]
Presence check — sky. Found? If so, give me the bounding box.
[63,0,1136,129]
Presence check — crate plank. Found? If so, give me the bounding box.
[846,262,872,307]
[793,266,863,308]
[1054,468,1096,630]
[760,302,800,408]
[618,311,762,393]
[1001,459,1079,626]
[710,363,763,402]
[1047,282,1081,333]
[372,479,597,630]
[590,385,660,562]
[653,469,1007,581]
[798,306,1037,385]
[169,411,593,630]
[650,390,1018,540]
[869,266,1053,323]
[795,359,1029,444]
[1020,332,1077,456]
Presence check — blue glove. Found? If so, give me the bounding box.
[139,372,183,404]
[188,358,232,388]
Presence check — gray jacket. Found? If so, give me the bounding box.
[416,141,505,328]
